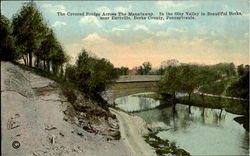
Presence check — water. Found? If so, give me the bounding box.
[115,93,249,155]
[115,92,161,112]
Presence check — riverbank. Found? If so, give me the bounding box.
[140,93,248,115]
[1,61,138,156]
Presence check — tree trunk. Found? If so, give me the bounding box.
[202,107,205,116]
[43,60,46,70]
[47,60,50,73]
[60,65,63,78]
[22,56,27,65]
[188,93,191,113]
[26,55,29,65]
[201,93,205,106]
[172,91,176,113]
[29,52,32,67]
[219,108,223,119]
[36,57,40,68]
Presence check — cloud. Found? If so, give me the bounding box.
[83,33,106,42]
[123,24,131,28]
[244,32,249,39]
[156,1,184,8]
[52,21,66,27]
[243,12,250,17]
[134,25,149,32]
[147,28,187,38]
[96,6,111,13]
[112,27,126,32]
[115,7,127,12]
[42,3,66,12]
[156,1,198,10]
[65,33,248,68]
[79,16,102,27]
[150,19,166,25]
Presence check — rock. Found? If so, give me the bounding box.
[59,132,64,137]
[45,125,57,131]
[110,131,121,140]
[72,145,81,153]
[77,132,84,137]
[147,124,169,133]
[63,116,68,121]
[100,90,114,105]
[73,117,79,125]
[50,135,56,144]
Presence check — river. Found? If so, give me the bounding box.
[115,92,249,155]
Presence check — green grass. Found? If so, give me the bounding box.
[139,93,164,99]
[141,93,248,115]
[178,94,223,109]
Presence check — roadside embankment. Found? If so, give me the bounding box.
[1,61,137,156]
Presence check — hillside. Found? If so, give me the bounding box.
[1,62,155,156]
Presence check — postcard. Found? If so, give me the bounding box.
[1,0,249,156]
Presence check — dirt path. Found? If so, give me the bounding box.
[111,109,157,156]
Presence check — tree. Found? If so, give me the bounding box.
[0,15,18,61]
[237,64,246,76]
[142,62,152,74]
[158,66,182,113]
[165,59,179,67]
[227,71,249,99]
[65,64,77,82]
[116,66,129,75]
[52,48,68,76]
[12,2,47,66]
[39,29,58,72]
[136,61,152,75]
[179,65,198,106]
[73,49,119,98]
[212,63,236,77]
[196,65,221,104]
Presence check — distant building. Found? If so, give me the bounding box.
[127,69,138,75]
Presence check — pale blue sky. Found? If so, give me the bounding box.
[2,1,249,68]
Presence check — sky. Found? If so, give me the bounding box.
[2,0,249,68]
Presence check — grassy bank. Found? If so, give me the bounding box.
[144,132,190,156]
[141,93,248,115]
[13,62,79,90]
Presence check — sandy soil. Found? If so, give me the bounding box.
[1,62,156,156]
[111,109,157,156]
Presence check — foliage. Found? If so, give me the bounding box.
[12,2,47,66]
[159,66,182,96]
[144,132,191,156]
[65,64,78,82]
[116,66,129,75]
[157,61,242,112]
[65,49,119,98]
[210,62,236,77]
[136,61,152,75]
[178,65,198,96]
[11,1,68,76]
[237,64,245,76]
[0,15,18,61]
[227,70,249,99]
[39,29,68,74]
